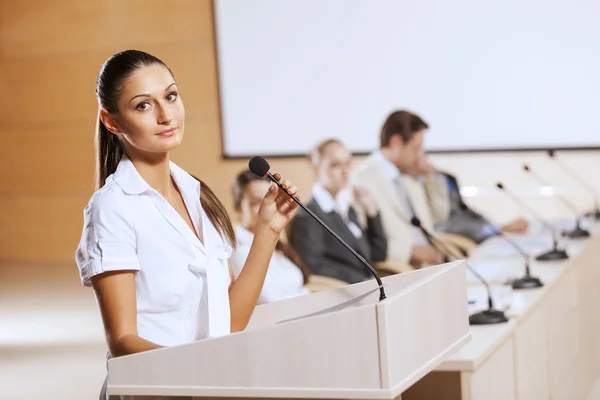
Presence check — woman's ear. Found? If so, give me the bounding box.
[99,109,123,135]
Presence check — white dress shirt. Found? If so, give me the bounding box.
[311,183,363,238]
[231,226,310,304]
[75,156,232,400]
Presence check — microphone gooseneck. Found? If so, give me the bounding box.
[458,204,543,289]
[249,156,386,301]
[409,217,507,324]
[548,150,600,219]
[496,182,559,248]
[522,164,589,238]
[496,182,568,262]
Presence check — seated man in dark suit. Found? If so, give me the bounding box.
[416,153,528,243]
[289,139,388,284]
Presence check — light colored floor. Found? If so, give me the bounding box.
[2,261,600,400]
[1,262,106,399]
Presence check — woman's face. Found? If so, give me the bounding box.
[315,142,352,194]
[239,180,270,232]
[106,64,185,156]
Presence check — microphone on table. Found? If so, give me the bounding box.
[495,182,568,261]
[248,156,386,301]
[522,164,590,239]
[548,150,600,220]
[459,203,543,290]
[410,217,508,326]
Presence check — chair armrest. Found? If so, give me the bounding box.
[435,232,478,255]
[305,275,348,292]
[374,258,414,276]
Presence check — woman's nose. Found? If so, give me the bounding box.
[157,104,173,124]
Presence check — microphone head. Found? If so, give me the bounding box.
[548,149,555,158]
[410,216,422,227]
[248,156,270,177]
[523,164,530,172]
[496,182,505,190]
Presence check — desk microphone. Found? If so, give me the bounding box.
[410,217,508,325]
[459,203,543,290]
[496,183,568,261]
[249,156,386,301]
[548,150,600,220]
[522,164,590,239]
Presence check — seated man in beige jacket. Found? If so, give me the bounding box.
[351,110,449,269]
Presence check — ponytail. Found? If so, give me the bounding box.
[190,175,236,247]
[95,113,123,190]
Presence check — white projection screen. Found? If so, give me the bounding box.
[213,0,600,157]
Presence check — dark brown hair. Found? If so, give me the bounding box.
[308,138,344,165]
[232,170,310,283]
[190,175,236,246]
[94,50,235,245]
[380,110,429,147]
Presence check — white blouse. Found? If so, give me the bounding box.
[230,226,310,304]
[75,156,232,349]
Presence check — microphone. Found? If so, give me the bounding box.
[459,203,543,290]
[522,164,590,239]
[248,156,386,301]
[547,150,600,220]
[496,182,568,261]
[410,217,508,326]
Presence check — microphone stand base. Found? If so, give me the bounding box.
[563,227,591,239]
[512,275,544,290]
[469,309,509,325]
[536,248,569,261]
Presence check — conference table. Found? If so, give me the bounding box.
[403,218,600,400]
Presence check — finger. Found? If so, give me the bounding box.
[278,198,299,216]
[281,179,291,190]
[272,172,282,182]
[262,182,279,205]
[285,185,298,197]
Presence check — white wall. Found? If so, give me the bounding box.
[215,0,600,157]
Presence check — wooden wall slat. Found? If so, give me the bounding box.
[0,0,214,58]
[0,44,219,126]
[0,196,89,261]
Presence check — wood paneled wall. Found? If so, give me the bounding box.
[0,0,314,263]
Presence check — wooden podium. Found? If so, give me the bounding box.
[107,261,471,399]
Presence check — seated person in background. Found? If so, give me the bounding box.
[415,153,529,244]
[230,170,311,304]
[288,139,388,284]
[351,110,445,268]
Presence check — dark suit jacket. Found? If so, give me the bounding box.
[435,172,492,244]
[288,199,388,284]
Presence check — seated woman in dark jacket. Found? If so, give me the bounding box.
[289,139,388,284]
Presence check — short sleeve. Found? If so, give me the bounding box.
[75,189,140,287]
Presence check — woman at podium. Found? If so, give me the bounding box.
[74,50,299,399]
[230,170,312,303]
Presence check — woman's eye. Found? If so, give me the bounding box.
[166,92,178,102]
[136,102,150,111]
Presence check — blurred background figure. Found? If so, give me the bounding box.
[289,139,388,284]
[415,152,529,244]
[230,170,311,304]
[351,111,443,269]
